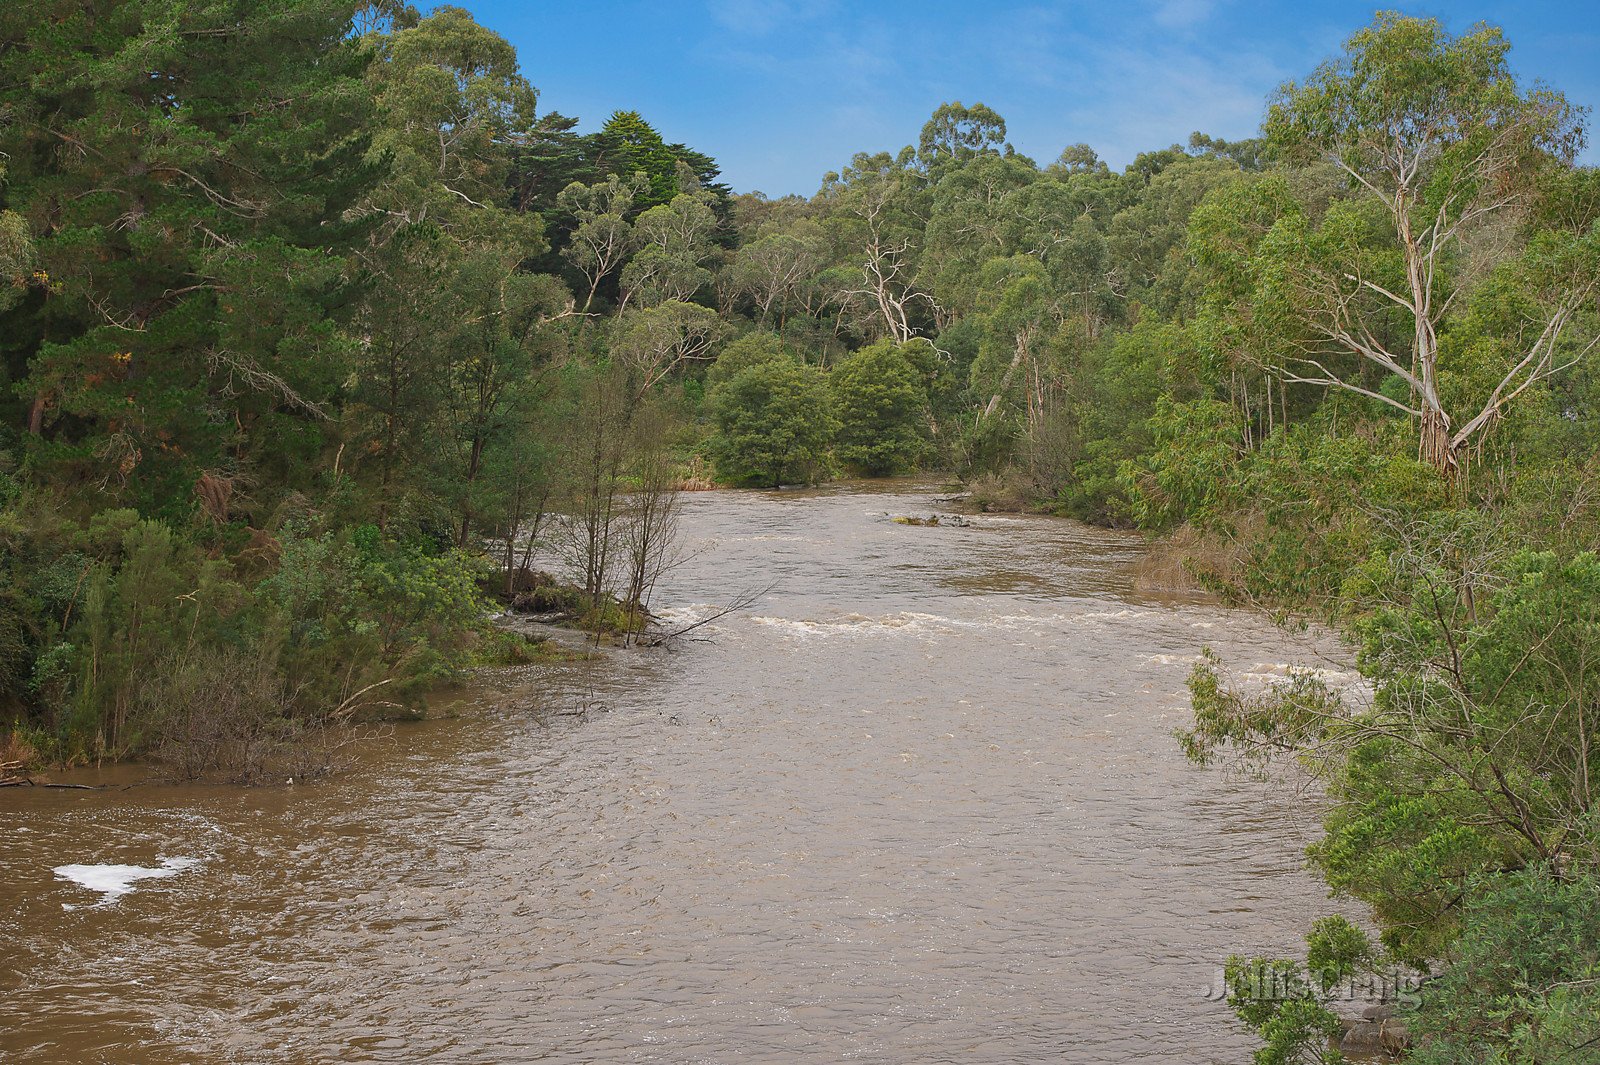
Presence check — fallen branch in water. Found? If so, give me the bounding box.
[641,582,774,647]
[329,677,399,723]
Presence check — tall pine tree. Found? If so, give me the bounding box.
[0,0,377,515]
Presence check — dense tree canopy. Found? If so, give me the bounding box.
[2,9,1599,1057]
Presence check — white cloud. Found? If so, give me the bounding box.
[1049,41,1282,166]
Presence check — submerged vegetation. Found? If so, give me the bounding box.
[1,2,1599,1058]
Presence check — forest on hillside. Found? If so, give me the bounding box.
[3,3,1600,1060]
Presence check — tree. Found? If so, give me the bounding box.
[1,0,377,509]
[596,110,730,211]
[1188,131,1269,171]
[708,359,836,488]
[1265,13,1592,474]
[830,341,929,475]
[441,256,566,547]
[727,226,827,326]
[619,190,719,308]
[633,188,719,253]
[705,331,789,389]
[610,300,728,395]
[969,255,1066,427]
[0,162,32,310]
[364,5,538,231]
[554,363,631,622]
[820,151,934,343]
[920,153,1037,318]
[344,226,457,526]
[917,101,1010,172]
[1105,155,1241,307]
[1052,143,1108,176]
[557,174,645,311]
[616,393,685,643]
[1407,869,1600,1065]
[1181,540,1600,966]
[354,3,560,545]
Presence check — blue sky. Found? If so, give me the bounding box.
[463,1,1600,196]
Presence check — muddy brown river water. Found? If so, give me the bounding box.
[1,482,1357,1064]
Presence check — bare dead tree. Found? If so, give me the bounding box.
[618,398,686,645]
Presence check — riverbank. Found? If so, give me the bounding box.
[3,482,1359,1064]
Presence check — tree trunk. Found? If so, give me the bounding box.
[980,329,1030,422]
[28,391,46,435]
[1419,408,1457,475]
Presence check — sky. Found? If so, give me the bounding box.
[462,1,1600,196]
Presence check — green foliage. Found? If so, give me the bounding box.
[1218,917,1376,1065]
[1407,868,1600,1065]
[706,332,792,389]
[262,520,491,696]
[1186,545,1600,968]
[1220,941,1350,1065]
[707,359,837,488]
[917,101,1010,171]
[1038,319,1200,522]
[1,0,377,510]
[600,110,720,211]
[0,0,730,770]
[368,5,538,217]
[0,497,493,768]
[1265,14,1581,179]
[1124,397,1245,532]
[829,340,930,475]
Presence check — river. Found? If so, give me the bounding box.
[1,482,1356,1064]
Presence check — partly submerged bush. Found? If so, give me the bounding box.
[2,494,493,776]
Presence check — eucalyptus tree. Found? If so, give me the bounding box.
[727,223,829,326]
[354,4,563,544]
[969,255,1070,427]
[818,150,933,344]
[1105,155,1242,311]
[1265,13,1594,475]
[364,5,538,233]
[610,300,728,395]
[919,153,1038,320]
[916,101,1011,173]
[1185,173,1313,441]
[443,253,567,547]
[557,173,646,312]
[1050,143,1109,177]
[1186,131,1270,171]
[619,187,719,308]
[1001,174,1120,336]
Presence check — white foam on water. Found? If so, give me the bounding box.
[749,606,1166,641]
[749,611,967,639]
[1144,652,1202,666]
[54,856,200,907]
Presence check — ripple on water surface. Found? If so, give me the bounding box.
[1,482,1352,1064]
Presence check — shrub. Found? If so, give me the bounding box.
[707,359,837,487]
[830,340,930,475]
